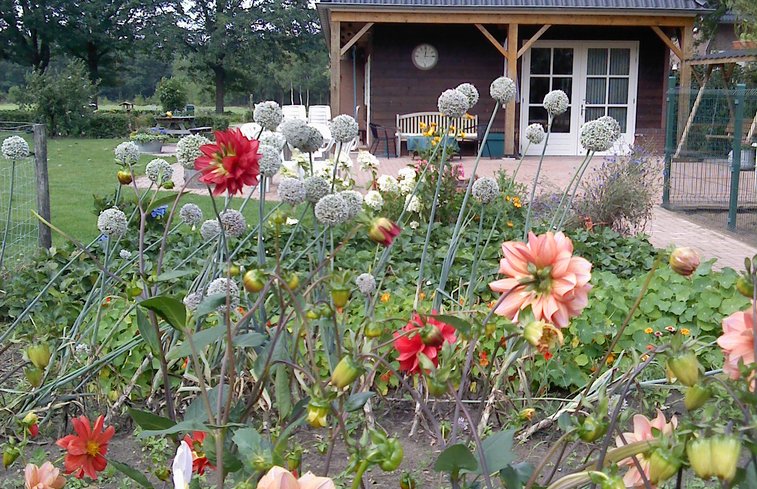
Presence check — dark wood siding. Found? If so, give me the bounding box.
[357,23,668,154]
[368,23,508,151]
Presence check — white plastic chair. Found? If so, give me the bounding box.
[282,105,307,121]
[308,105,332,125]
[239,122,262,139]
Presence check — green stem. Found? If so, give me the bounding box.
[351,460,370,489]
[548,151,593,231]
[556,152,594,229]
[523,120,553,239]
[0,159,16,273]
[91,235,111,346]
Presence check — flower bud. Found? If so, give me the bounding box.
[368,218,401,246]
[24,366,43,387]
[162,181,175,189]
[710,435,741,482]
[400,472,417,489]
[599,475,625,489]
[669,247,700,277]
[425,374,448,397]
[330,287,351,309]
[686,437,713,480]
[330,356,362,389]
[365,322,384,338]
[736,276,754,298]
[523,321,547,347]
[154,466,171,481]
[684,384,711,411]
[26,343,51,369]
[2,447,19,469]
[117,170,133,185]
[306,399,330,429]
[578,414,608,442]
[420,325,444,347]
[648,448,681,484]
[666,351,701,387]
[519,408,536,421]
[27,423,39,438]
[22,411,38,426]
[243,269,265,293]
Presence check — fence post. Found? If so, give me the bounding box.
[662,75,677,208]
[33,124,51,249]
[727,84,746,231]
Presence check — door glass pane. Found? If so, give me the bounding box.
[608,78,629,104]
[531,48,551,74]
[608,107,628,132]
[529,77,550,104]
[553,48,573,75]
[586,78,606,104]
[587,48,608,76]
[610,48,630,75]
[552,77,572,95]
[528,106,549,128]
[551,108,571,133]
[585,107,605,121]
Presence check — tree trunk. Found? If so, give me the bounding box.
[87,42,100,108]
[214,68,225,114]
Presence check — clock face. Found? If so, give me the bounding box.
[412,44,438,70]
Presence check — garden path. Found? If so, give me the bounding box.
[142,151,756,271]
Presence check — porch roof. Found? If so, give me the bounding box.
[317,0,711,13]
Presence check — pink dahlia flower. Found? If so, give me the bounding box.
[717,307,755,380]
[615,410,677,488]
[489,231,592,328]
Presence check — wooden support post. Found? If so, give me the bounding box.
[330,21,342,117]
[475,24,510,61]
[517,24,550,59]
[506,23,518,156]
[676,20,694,139]
[650,26,683,61]
[33,124,51,249]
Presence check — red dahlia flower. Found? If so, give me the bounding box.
[183,431,214,474]
[195,129,260,196]
[368,217,401,247]
[393,312,457,374]
[55,415,114,479]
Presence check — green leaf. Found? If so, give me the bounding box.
[138,418,208,438]
[140,296,186,330]
[155,269,194,282]
[275,366,292,421]
[574,354,589,367]
[147,192,185,213]
[434,443,479,475]
[232,427,262,459]
[233,332,266,348]
[108,460,155,489]
[135,308,161,357]
[430,314,472,335]
[500,462,534,488]
[195,293,228,318]
[167,324,226,360]
[345,392,375,412]
[127,408,176,432]
[479,429,515,474]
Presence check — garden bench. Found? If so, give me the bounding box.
[189,126,212,135]
[395,112,478,156]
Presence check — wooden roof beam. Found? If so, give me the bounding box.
[475,24,510,61]
[340,22,374,56]
[650,25,683,60]
[517,24,551,59]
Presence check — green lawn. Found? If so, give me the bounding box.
[46,138,267,243]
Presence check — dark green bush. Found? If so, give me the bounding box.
[569,227,657,279]
[0,109,36,123]
[81,112,132,138]
[156,77,188,113]
[194,114,230,130]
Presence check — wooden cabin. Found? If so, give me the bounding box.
[316,0,711,156]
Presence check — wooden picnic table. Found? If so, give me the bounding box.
[154,116,195,136]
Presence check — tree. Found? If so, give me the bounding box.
[55,0,166,97]
[0,0,60,72]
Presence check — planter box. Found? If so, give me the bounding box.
[732,40,757,50]
[135,141,164,154]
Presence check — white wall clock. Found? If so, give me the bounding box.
[412,44,438,70]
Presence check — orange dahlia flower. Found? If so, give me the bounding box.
[489,231,592,328]
[393,312,457,374]
[717,307,755,380]
[24,462,65,489]
[55,415,114,479]
[195,129,260,196]
[615,410,677,488]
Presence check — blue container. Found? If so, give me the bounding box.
[481,132,505,158]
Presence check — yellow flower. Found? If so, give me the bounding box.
[419,122,427,129]
[640,354,650,362]
[644,327,654,334]
[419,292,426,300]
[505,196,511,202]
[571,336,580,348]
[380,292,390,303]
[460,132,467,139]
[680,328,690,336]
[606,353,616,366]
[506,221,513,228]
[449,125,456,132]
[465,113,474,120]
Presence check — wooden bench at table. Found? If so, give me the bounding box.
[189,126,212,135]
[395,112,478,156]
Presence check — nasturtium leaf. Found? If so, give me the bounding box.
[434,443,479,475]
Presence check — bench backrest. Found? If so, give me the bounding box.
[396,112,478,138]
[308,105,332,124]
[282,105,307,121]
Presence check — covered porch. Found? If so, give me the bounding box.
[318,5,700,157]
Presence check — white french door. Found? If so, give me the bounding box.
[520,41,639,156]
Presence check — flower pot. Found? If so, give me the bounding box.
[732,40,757,50]
[135,141,163,154]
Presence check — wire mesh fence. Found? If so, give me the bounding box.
[663,82,757,243]
[0,123,42,274]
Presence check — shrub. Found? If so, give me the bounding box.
[576,145,661,235]
[194,114,230,130]
[81,112,132,138]
[0,109,36,123]
[155,77,188,113]
[18,59,97,136]
[569,227,657,278]
[130,130,168,143]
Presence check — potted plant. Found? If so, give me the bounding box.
[732,22,757,49]
[130,129,168,153]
